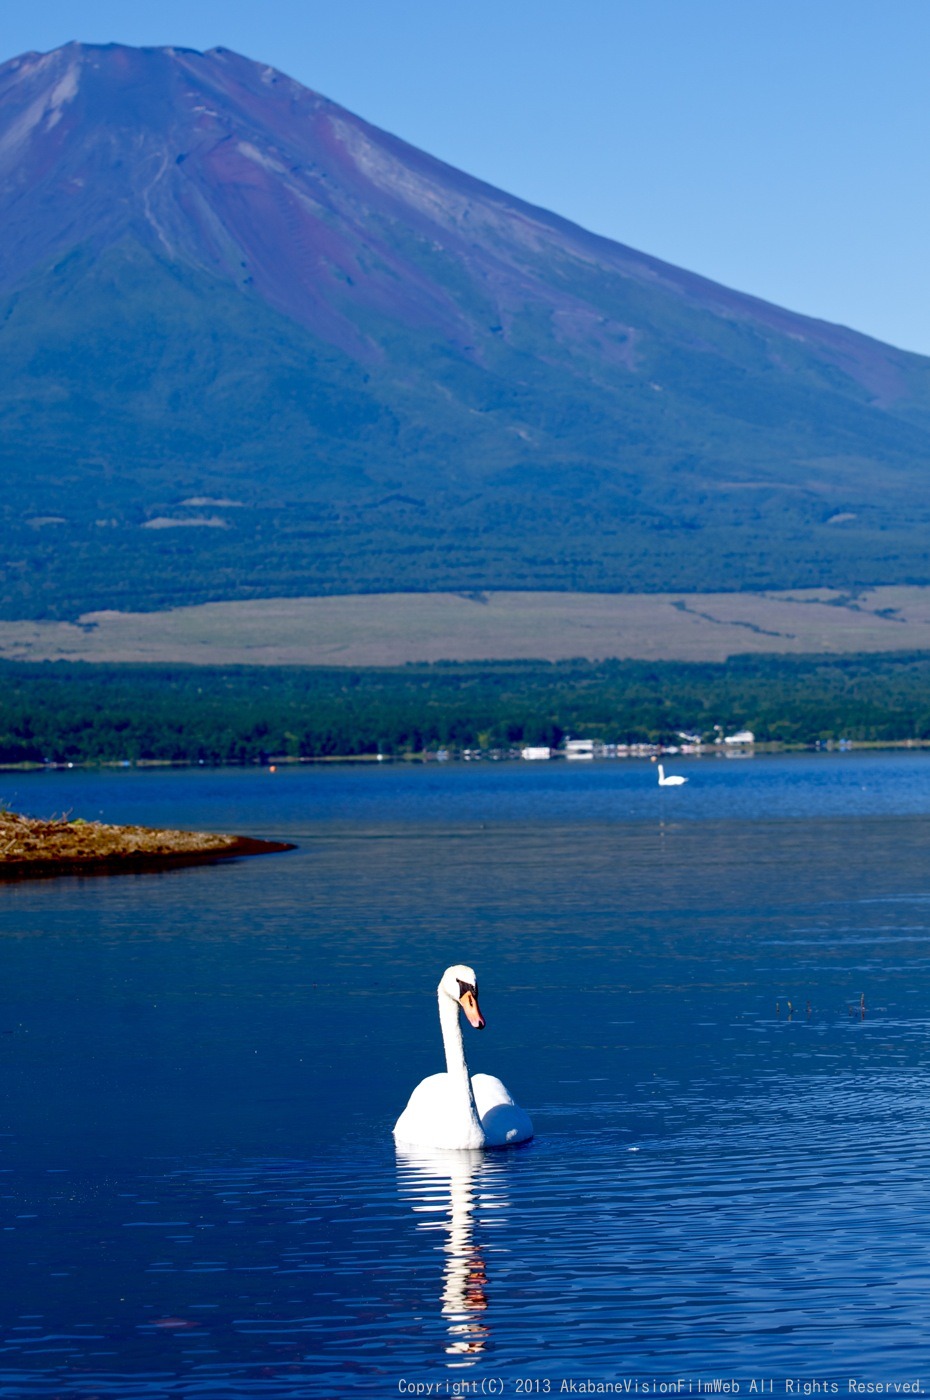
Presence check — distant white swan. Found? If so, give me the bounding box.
[657,763,688,786]
[393,965,534,1150]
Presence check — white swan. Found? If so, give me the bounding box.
[657,763,687,786]
[393,965,533,1150]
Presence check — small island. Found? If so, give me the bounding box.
[0,809,294,880]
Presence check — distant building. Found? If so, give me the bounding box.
[564,738,599,760]
[724,729,755,745]
[521,746,551,761]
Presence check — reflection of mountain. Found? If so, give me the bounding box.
[396,1148,509,1362]
[6,44,930,617]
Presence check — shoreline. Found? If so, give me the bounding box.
[3,738,930,776]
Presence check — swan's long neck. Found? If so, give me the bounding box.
[438,992,482,1129]
[439,991,470,1081]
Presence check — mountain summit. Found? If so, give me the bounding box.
[2,42,930,618]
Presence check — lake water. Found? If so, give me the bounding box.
[3,752,930,1397]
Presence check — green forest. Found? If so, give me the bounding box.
[3,652,930,766]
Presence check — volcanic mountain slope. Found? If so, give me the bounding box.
[2,41,930,618]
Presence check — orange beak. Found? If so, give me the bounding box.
[459,988,486,1030]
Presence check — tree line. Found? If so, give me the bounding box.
[3,652,930,766]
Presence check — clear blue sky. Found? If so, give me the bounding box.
[5,1,929,354]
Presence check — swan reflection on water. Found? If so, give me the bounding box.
[396,1147,510,1362]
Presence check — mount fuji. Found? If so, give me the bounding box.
[2,42,930,618]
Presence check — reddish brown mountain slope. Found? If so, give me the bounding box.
[2,43,930,617]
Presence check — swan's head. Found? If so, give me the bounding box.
[439,964,485,1030]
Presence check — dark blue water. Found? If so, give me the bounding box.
[3,753,930,1396]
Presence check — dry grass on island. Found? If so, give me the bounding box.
[0,809,294,880]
